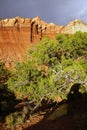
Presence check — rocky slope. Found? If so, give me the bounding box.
[0,16,87,67]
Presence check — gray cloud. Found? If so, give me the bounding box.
[0,0,87,25]
[76,8,87,23]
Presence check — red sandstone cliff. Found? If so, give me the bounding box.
[0,16,87,67]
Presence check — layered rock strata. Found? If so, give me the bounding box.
[0,16,87,67]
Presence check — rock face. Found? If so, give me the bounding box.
[62,19,87,34]
[0,16,87,67]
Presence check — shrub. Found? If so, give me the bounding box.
[7,34,87,109]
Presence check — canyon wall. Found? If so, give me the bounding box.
[0,16,87,67]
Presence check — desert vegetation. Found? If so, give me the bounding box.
[0,31,87,129]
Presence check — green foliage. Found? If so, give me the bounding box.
[0,62,9,80]
[7,32,87,107]
[6,107,28,129]
[48,61,87,99]
[61,31,87,58]
[29,37,61,67]
[7,38,62,104]
[56,33,70,44]
[0,61,10,98]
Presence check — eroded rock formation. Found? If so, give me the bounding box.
[0,16,87,67]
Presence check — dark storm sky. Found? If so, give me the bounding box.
[0,0,87,25]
